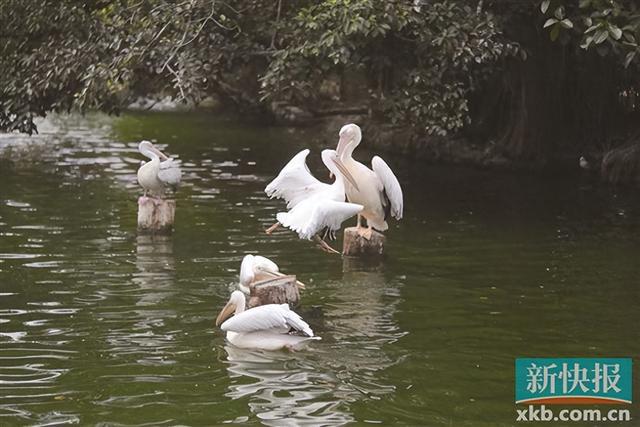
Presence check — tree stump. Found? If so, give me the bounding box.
[342,227,385,257]
[137,196,175,233]
[248,275,300,308]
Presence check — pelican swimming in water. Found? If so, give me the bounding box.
[264,149,363,253]
[216,290,320,351]
[332,124,403,239]
[137,140,182,197]
[239,254,305,294]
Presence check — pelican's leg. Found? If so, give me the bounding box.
[356,215,372,239]
[313,235,340,254]
[322,227,331,241]
[265,222,280,234]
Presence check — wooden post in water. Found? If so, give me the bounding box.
[137,196,176,233]
[342,227,385,257]
[248,275,300,308]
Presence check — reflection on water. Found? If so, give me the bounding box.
[134,235,176,307]
[223,346,353,426]
[1,112,639,425]
[221,261,406,426]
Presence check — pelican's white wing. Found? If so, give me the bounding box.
[158,158,182,186]
[265,149,329,208]
[277,199,363,240]
[372,156,403,220]
[221,304,314,336]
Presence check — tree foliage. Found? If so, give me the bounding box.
[260,1,517,136]
[1,0,248,133]
[1,0,638,163]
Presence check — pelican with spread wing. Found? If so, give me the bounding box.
[137,140,182,197]
[216,291,320,351]
[238,254,305,294]
[264,149,363,253]
[331,124,403,239]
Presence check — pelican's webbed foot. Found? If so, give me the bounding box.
[313,235,340,254]
[358,227,373,240]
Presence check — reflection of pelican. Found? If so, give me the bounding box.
[222,345,354,426]
[137,140,181,196]
[216,291,320,350]
[239,254,305,294]
[265,149,362,253]
[332,124,403,239]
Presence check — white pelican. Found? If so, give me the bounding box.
[239,254,305,294]
[264,149,363,253]
[216,290,320,351]
[137,140,182,196]
[332,124,403,239]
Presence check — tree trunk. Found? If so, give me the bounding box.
[248,275,300,308]
[137,196,175,234]
[342,227,385,257]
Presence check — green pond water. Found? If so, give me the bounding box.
[0,112,638,426]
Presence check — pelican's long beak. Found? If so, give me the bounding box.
[151,144,169,161]
[215,301,237,326]
[336,134,350,158]
[332,157,360,191]
[271,271,306,290]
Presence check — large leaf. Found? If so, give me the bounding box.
[554,6,564,20]
[541,0,550,14]
[585,24,600,34]
[593,29,609,44]
[560,19,573,29]
[608,25,622,40]
[624,50,636,68]
[543,18,558,28]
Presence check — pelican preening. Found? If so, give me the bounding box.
[137,140,182,196]
[216,291,320,351]
[265,149,363,253]
[332,124,403,239]
[239,254,305,294]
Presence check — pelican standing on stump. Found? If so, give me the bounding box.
[239,254,306,294]
[137,140,182,197]
[332,124,403,239]
[216,291,320,351]
[265,149,363,253]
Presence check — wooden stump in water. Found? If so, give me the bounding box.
[342,227,385,257]
[137,196,175,233]
[248,275,300,308]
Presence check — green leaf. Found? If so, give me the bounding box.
[593,29,609,44]
[541,0,550,14]
[608,25,622,40]
[581,35,594,49]
[584,24,600,34]
[554,6,564,20]
[560,19,573,29]
[579,0,591,8]
[624,51,636,68]
[543,18,558,28]
[550,25,560,41]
